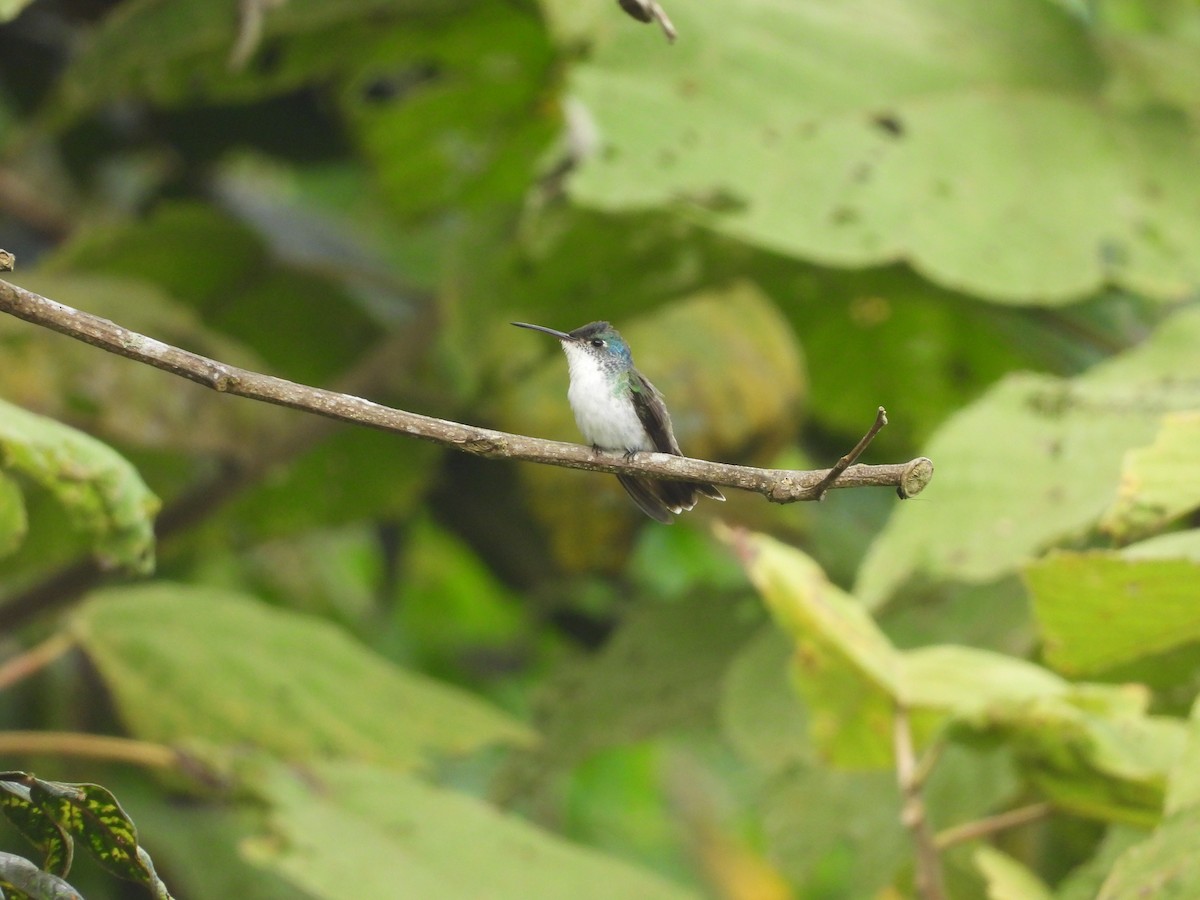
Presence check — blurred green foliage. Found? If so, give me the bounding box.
[1,0,1199,897]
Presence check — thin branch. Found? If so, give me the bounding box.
[0,634,74,692]
[935,803,1054,850]
[894,705,947,900]
[814,406,887,499]
[0,276,933,503]
[0,731,178,770]
[617,0,677,42]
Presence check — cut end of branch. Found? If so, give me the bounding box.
[899,457,934,499]
[0,249,14,272]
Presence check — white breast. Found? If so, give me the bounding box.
[562,344,653,452]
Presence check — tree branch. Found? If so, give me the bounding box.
[935,803,1053,850]
[894,705,947,900]
[0,275,932,502]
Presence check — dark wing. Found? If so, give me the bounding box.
[629,372,683,455]
[629,373,725,505]
[616,475,677,523]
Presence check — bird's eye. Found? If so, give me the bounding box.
[590,339,605,348]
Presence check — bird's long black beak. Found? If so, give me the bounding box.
[511,322,574,341]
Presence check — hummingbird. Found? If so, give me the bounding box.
[512,320,725,523]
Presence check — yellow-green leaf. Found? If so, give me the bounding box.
[69,584,532,768]
[1026,552,1200,675]
[1102,411,1200,540]
[720,527,901,767]
[0,399,158,572]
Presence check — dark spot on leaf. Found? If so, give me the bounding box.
[797,121,819,138]
[1141,179,1162,201]
[932,178,953,198]
[761,126,780,145]
[851,162,873,183]
[1098,238,1129,268]
[680,128,699,148]
[1045,438,1062,458]
[658,148,677,167]
[871,112,905,137]
[682,188,747,213]
[1026,387,1075,418]
[830,205,860,225]
[360,62,440,105]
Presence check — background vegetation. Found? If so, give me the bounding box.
[2,0,1200,897]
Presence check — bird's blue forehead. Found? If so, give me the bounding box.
[569,321,632,364]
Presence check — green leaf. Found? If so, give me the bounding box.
[340,3,556,218]
[53,0,469,118]
[68,584,532,767]
[1027,552,1200,675]
[720,527,902,767]
[1164,696,1200,816]
[1018,707,1186,826]
[0,851,83,900]
[0,470,24,559]
[1097,807,1200,899]
[527,593,761,769]
[557,0,1200,303]
[973,845,1052,900]
[0,0,34,23]
[759,766,909,896]
[718,627,812,775]
[1101,411,1200,540]
[1121,529,1200,563]
[0,781,73,877]
[857,306,1200,607]
[0,398,158,572]
[245,760,698,900]
[26,780,171,898]
[901,645,1070,724]
[1055,826,1150,900]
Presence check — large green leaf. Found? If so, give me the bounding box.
[857,306,1200,607]
[53,0,469,117]
[339,3,556,218]
[245,760,697,899]
[1101,411,1200,541]
[526,593,761,769]
[721,528,902,767]
[1096,807,1200,899]
[1026,552,1200,675]
[0,0,35,23]
[554,0,1200,303]
[0,399,158,571]
[68,584,531,767]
